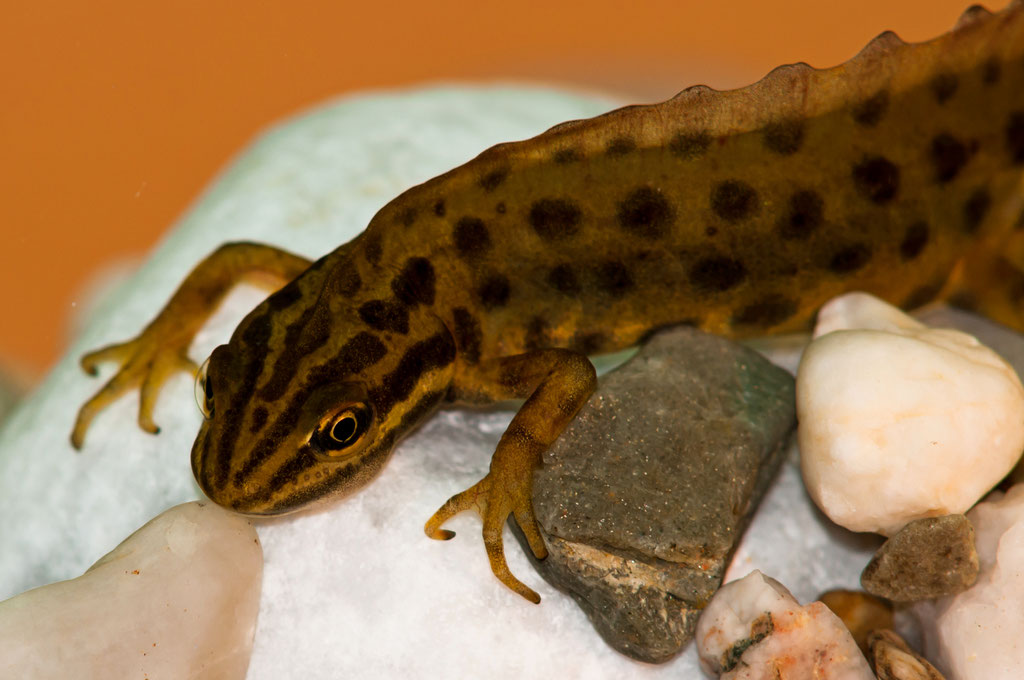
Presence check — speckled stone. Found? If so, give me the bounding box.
[518,326,796,663]
[861,515,978,602]
[868,629,946,680]
[819,589,893,655]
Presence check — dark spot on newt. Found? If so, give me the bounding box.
[779,190,824,240]
[391,257,436,306]
[453,217,492,259]
[982,58,1001,85]
[571,331,607,355]
[828,243,873,275]
[479,168,508,192]
[398,207,417,228]
[690,256,748,292]
[732,295,798,328]
[529,198,582,241]
[1007,111,1024,165]
[606,137,636,156]
[852,156,899,204]
[478,274,511,309]
[852,90,889,127]
[451,307,482,364]
[899,221,929,261]
[711,180,759,222]
[963,187,991,233]
[547,264,580,295]
[617,186,674,238]
[524,316,549,351]
[363,232,383,266]
[762,119,804,155]
[930,73,959,104]
[669,131,711,159]
[553,148,581,164]
[594,260,634,298]
[931,133,970,183]
[358,300,410,335]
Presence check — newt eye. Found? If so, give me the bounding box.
[315,404,372,455]
[195,357,215,419]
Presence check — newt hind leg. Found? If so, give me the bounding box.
[425,349,597,603]
[72,242,310,449]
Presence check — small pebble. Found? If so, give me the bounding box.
[818,589,893,655]
[0,502,262,679]
[798,293,1024,535]
[696,570,874,679]
[868,629,945,680]
[913,484,1024,679]
[861,515,978,602]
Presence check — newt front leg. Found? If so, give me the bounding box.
[425,349,597,603]
[72,242,311,448]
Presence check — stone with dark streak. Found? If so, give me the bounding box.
[515,326,796,663]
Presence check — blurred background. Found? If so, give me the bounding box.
[0,0,1004,389]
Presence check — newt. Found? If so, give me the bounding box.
[72,2,1024,603]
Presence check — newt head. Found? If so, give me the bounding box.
[190,246,456,516]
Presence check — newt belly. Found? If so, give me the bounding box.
[74,3,1024,602]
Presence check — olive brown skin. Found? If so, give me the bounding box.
[75,2,1024,602]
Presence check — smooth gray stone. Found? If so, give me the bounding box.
[519,326,796,663]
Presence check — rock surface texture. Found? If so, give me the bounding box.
[0,502,262,679]
[696,570,874,679]
[523,326,796,663]
[798,293,1024,535]
[861,515,978,602]
[914,484,1024,679]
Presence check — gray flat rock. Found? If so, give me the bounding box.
[521,326,796,662]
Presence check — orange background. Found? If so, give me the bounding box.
[0,0,1003,381]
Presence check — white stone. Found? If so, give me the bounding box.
[914,484,1024,679]
[0,502,262,679]
[797,292,1024,535]
[696,570,873,679]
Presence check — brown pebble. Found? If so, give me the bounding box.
[868,629,946,679]
[818,589,893,655]
[861,514,978,602]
